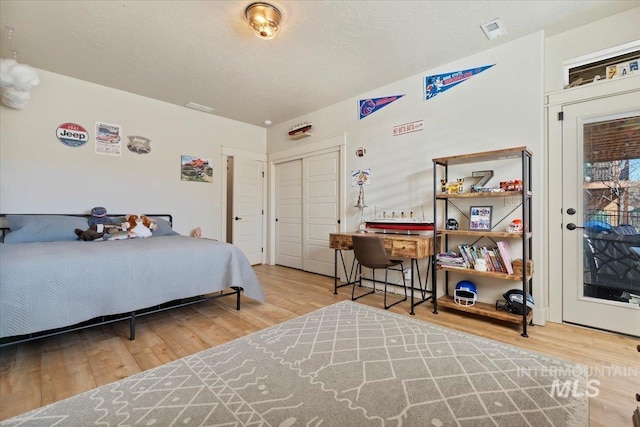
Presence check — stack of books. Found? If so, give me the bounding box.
[454,241,514,273]
[436,252,467,269]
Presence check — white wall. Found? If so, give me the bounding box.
[544,7,640,93]
[0,70,266,239]
[267,32,547,323]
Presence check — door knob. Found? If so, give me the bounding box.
[566,223,584,230]
[235,216,242,221]
[566,208,576,215]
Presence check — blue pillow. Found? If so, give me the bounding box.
[4,215,89,243]
[150,217,179,236]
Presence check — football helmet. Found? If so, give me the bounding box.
[454,280,477,306]
[446,218,459,230]
[497,289,534,315]
[507,218,523,233]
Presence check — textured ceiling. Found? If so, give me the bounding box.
[0,1,638,127]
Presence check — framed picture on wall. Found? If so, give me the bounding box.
[469,206,492,231]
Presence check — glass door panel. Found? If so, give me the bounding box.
[561,91,640,337]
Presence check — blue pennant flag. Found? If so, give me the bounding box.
[359,94,404,120]
[424,64,495,101]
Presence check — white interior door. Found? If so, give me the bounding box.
[303,151,340,276]
[232,157,264,265]
[275,160,303,269]
[561,91,640,337]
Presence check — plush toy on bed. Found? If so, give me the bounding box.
[120,214,157,239]
[74,206,125,241]
[75,225,110,241]
[88,206,110,227]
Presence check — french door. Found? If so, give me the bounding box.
[561,90,640,337]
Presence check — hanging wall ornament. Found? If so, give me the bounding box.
[127,135,151,154]
[0,28,40,109]
[56,122,89,147]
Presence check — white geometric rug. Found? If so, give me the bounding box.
[0,300,588,426]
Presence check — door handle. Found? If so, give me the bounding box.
[566,223,584,230]
[235,216,242,221]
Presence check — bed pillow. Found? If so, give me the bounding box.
[150,217,179,236]
[4,215,89,243]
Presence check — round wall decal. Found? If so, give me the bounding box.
[56,123,89,147]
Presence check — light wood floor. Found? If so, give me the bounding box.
[1,265,638,425]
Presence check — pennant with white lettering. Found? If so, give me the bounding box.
[359,94,404,120]
[424,64,495,100]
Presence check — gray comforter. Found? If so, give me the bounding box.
[0,236,264,338]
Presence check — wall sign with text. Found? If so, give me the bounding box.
[56,122,89,147]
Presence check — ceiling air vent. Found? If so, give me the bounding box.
[481,18,507,40]
[184,102,214,113]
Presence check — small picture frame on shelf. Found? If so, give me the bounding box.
[469,206,492,231]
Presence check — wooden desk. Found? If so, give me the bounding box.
[329,232,440,315]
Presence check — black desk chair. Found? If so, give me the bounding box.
[351,235,407,309]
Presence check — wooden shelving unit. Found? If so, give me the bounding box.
[437,295,532,324]
[432,146,534,337]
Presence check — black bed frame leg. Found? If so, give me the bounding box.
[234,287,241,310]
[129,311,136,340]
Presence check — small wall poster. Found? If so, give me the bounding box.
[181,155,213,183]
[95,122,122,156]
[127,136,151,154]
[56,122,89,147]
[351,169,371,186]
[424,64,494,100]
[359,95,404,120]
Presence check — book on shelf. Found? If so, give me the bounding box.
[457,244,472,268]
[453,244,512,273]
[487,249,503,273]
[492,245,507,273]
[436,252,467,269]
[496,241,514,274]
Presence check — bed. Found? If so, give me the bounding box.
[0,214,265,345]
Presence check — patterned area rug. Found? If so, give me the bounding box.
[1,301,588,426]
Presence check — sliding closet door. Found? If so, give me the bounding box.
[274,150,340,276]
[275,159,303,269]
[303,151,340,276]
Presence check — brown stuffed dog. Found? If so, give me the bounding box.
[75,223,121,241]
[121,214,157,238]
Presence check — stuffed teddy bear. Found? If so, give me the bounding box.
[121,214,157,238]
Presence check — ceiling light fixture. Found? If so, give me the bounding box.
[245,2,282,40]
